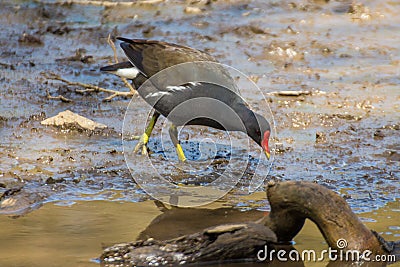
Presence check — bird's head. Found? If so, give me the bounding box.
[248,113,271,160]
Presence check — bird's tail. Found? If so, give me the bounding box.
[100,61,139,79]
[100,61,133,72]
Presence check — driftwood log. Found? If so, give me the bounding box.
[102,223,277,266]
[137,204,264,241]
[100,181,398,266]
[261,181,386,254]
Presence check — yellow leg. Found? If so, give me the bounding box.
[169,124,187,162]
[176,144,187,162]
[133,133,150,155]
[133,112,160,155]
[145,113,159,137]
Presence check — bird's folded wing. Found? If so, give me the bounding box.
[117,37,217,78]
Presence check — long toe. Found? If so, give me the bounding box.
[133,140,145,154]
[133,141,148,155]
[141,144,148,156]
[133,133,150,155]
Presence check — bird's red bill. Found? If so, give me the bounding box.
[261,130,271,159]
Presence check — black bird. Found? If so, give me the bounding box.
[101,37,271,162]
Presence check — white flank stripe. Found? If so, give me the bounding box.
[166,83,198,92]
[166,85,188,91]
[145,91,170,98]
[187,82,201,86]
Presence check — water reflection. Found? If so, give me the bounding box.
[1,199,396,266]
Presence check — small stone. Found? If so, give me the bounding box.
[41,110,107,131]
[275,142,284,152]
[316,132,326,143]
[373,129,385,139]
[18,33,43,45]
[80,55,94,64]
[184,6,202,14]
[286,26,298,34]
[45,177,56,185]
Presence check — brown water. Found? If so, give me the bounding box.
[0,0,399,266]
[0,200,398,267]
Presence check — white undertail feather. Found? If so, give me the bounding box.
[111,67,139,79]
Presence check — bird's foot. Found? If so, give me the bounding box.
[133,133,150,156]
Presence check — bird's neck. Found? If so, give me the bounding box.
[233,106,258,134]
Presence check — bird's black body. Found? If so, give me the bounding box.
[138,81,267,144]
[100,37,271,159]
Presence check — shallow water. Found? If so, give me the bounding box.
[0,0,399,266]
[0,200,398,267]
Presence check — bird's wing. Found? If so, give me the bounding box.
[99,61,134,72]
[117,37,217,78]
[146,82,246,109]
[144,82,250,131]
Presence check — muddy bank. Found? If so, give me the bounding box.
[1,0,399,216]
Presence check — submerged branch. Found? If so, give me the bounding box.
[42,72,134,101]
[42,34,136,101]
[46,89,73,102]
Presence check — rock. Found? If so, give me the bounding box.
[41,110,107,131]
[18,33,43,45]
[184,6,202,14]
[315,131,326,143]
[0,187,45,216]
[373,129,385,139]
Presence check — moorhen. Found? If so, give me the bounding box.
[101,37,271,162]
